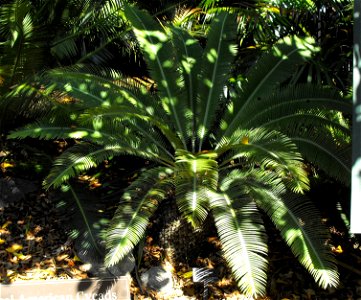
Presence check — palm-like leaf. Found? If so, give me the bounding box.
[210,175,268,296]
[221,35,318,138]
[254,187,339,288]
[175,149,218,227]
[218,128,309,193]
[124,4,188,148]
[196,12,237,150]
[55,184,108,262]
[290,132,351,184]
[170,26,202,150]
[219,168,338,289]
[106,167,174,266]
[0,0,135,133]
[43,141,170,189]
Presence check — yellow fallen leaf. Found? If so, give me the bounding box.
[179,271,193,279]
[2,220,12,229]
[73,255,82,262]
[6,243,23,253]
[0,162,15,170]
[0,238,6,244]
[13,252,32,261]
[56,254,69,261]
[332,245,343,254]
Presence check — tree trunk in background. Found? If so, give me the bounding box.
[351,0,361,233]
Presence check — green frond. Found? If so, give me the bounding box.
[124,4,188,148]
[219,129,309,193]
[240,84,352,129]
[221,36,319,138]
[0,85,54,131]
[255,190,339,289]
[105,167,174,266]
[209,189,268,297]
[51,37,78,61]
[197,12,237,151]
[170,26,202,151]
[79,105,181,154]
[175,149,218,228]
[290,132,351,184]
[0,0,46,85]
[8,124,111,141]
[44,142,167,189]
[55,184,109,263]
[260,113,351,139]
[43,69,129,109]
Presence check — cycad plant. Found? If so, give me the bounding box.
[9,4,351,297]
[0,0,135,133]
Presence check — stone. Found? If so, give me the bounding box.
[0,177,37,208]
[107,254,135,277]
[140,266,174,294]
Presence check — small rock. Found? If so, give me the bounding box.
[0,177,37,208]
[107,254,135,277]
[140,266,174,294]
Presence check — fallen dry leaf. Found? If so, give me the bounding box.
[6,243,23,253]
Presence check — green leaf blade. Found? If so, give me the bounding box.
[197,12,237,150]
[105,167,174,266]
[210,190,268,297]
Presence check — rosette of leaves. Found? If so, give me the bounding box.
[9,4,351,297]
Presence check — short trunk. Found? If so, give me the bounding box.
[150,197,207,265]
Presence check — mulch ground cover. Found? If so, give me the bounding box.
[1,178,361,300]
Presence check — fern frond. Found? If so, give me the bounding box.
[105,167,174,266]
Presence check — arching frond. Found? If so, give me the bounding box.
[55,184,109,264]
[196,12,237,150]
[124,4,188,148]
[240,84,352,129]
[105,167,174,266]
[218,129,309,193]
[79,104,181,152]
[170,26,202,150]
[42,69,130,109]
[290,132,351,184]
[44,142,168,189]
[0,0,46,86]
[8,124,113,141]
[221,36,319,138]
[209,189,268,297]
[175,149,218,228]
[254,189,339,289]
